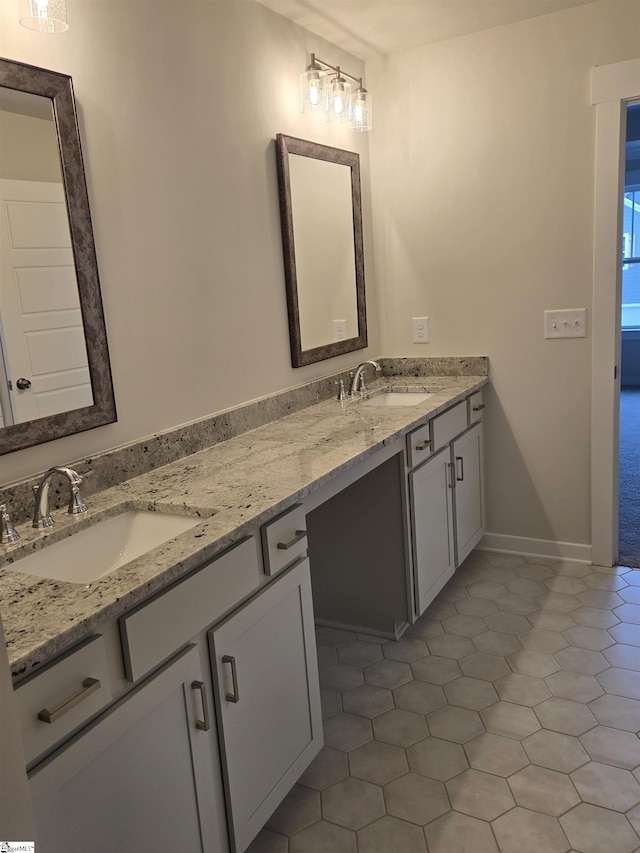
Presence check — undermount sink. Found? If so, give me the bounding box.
[361,389,434,407]
[8,509,201,584]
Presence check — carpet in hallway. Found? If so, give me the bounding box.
[618,388,640,567]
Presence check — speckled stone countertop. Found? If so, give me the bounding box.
[1,373,487,681]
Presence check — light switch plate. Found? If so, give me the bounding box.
[412,317,429,343]
[544,308,587,339]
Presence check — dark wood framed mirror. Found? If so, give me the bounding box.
[0,57,116,455]
[275,134,367,368]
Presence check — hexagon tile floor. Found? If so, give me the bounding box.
[247,550,640,853]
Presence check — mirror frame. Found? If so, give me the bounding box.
[275,134,367,368]
[0,57,116,456]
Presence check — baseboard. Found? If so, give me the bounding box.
[478,533,592,564]
[314,618,407,641]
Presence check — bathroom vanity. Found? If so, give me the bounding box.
[0,364,487,853]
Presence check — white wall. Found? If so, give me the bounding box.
[0,110,62,181]
[368,0,640,552]
[0,0,380,487]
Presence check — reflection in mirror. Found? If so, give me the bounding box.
[275,134,367,367]
[0,57,116,455]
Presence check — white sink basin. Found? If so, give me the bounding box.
[8,510,201,584]
[362,390,434,407]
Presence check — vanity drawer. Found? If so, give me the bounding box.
[431,401,468,451]
[120,536,262,683]
[14,634,113,766]
[261,504,307,577]
[407,423,433,468]
[468,391,485,424]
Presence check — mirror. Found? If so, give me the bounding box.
[0,57,116,455]
[275,134,367,367]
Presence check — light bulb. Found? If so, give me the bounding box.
[348,84,372,132]
[300,61,326,114]
[329,70,351,124]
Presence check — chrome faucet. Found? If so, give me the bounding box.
[350,360,382,396]
[32,466,87,529]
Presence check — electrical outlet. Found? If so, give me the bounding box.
[544,308,587,339]
[333,319,347,341]
[412,317,429,344]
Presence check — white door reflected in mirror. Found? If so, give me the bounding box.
[0,179,93,426]
[0,87,94,430]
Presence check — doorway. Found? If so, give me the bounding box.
[591,58,640,569]
[618,102,640,567]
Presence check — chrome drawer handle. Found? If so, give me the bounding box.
[277,529,307,550]
[415,440,432,452]
[456,456,465,482]
[38,677,101,724]
[472,404,486,411]
[191,680,211,731]
[222,655,240,703]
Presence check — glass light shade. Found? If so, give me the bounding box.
[349,87,373,132]
[328,73,351,124]
[20,0,68,31]
[300,66,326,113]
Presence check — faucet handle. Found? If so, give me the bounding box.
[69,482,87,515]
[335,379,347,401]
[0,504,20,544]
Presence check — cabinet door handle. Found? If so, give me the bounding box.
[415,440,432,452]
[222,655,240,703]
[277,530,307,550]
[191,680,211,731]
[472,404,486,411]
[456,456,464,481]
[38,677,101,724]
[448,462,455,489]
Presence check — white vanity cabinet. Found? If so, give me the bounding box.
[209,557,322,853]
[408,394,485,616]
[27,644,227,853]
[20,527,321,853]
[452,421,484,565]
[409,446,457,615]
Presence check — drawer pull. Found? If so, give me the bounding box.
[38,677,101,724]
[276,530,307,550]
[472,404,486,411]
[415,440,432,452]
[448,462,456,489]
[456,456,465,482]
[222,655,240,703]
[191,680,211,731]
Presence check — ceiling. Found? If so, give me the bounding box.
[256,0,600,58]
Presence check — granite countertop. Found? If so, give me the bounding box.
[1,374,487,681]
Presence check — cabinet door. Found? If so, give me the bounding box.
[453,421,485,565]
[410,446,456,616]
[209,558,322,853]
[29,645,227,853]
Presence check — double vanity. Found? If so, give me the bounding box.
[0,358,488,853]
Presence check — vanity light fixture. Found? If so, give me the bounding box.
[300,54,373,132]
[19,0,68,32]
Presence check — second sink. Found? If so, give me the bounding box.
[361,389,434,407]
[7,509,201,584]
